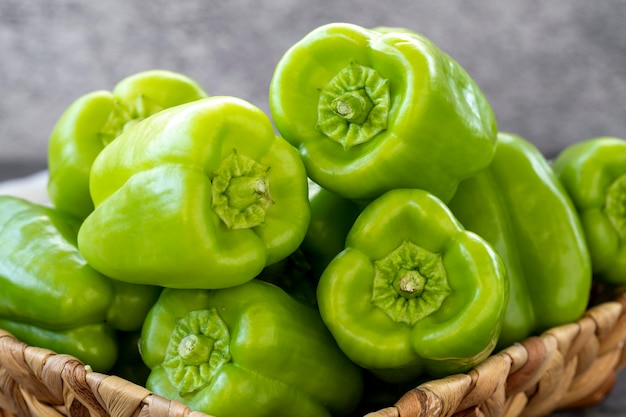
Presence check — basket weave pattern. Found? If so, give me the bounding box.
[2,292,626,417]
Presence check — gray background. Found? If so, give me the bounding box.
[1,0,626,178]
[1,1,626,416]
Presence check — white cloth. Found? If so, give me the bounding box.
[0,170,50,205]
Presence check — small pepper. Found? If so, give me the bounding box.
[139,280,364,417]
[316,188,508,383]
[256,248,317,307]
[109,330,151,386]
[553,136,626,284]
[0,196,161,371]
[77,96,310,289]
[301,179,362,277]
[47,69,208,220]
[269,23,497,203]
[449,132,592,347]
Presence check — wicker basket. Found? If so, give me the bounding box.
[1,288,626,417]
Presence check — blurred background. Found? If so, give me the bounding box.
[1,0,625,181]
[0,1,626,414]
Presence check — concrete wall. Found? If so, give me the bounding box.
[1,0,625,175]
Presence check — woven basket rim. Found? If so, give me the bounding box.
[365,286,626,416]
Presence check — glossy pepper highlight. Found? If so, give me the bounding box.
[448,132,592,348]
[77,96,310,289]
[316,188,508,383]
[0,196,161,371]
[553,137,626,284]
[47,69,208,220]
[269,23,497,203]
[139,280,363,417]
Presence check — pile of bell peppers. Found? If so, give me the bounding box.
[2,21,625,417]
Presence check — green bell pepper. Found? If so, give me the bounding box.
[109,330,151,386]
[301,179,362,277]
[139,279,364,417]
[0,320,118,372]
[553,137,626,284]
[256,248,317,307]
[47,69,208,220]
[316,188,508,383]
[448,132,592,348]
[0,196,161,371]
[269,23,497,203]
[77,96,311,289]
[257,180,362,306]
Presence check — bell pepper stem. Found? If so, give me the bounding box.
[395,269,426,298]
[178,334,215,366]
[317,60,390,149]
[331,89,374,124]
[372,240,450,326]
[211,149,274,230]
[162,309,231,395]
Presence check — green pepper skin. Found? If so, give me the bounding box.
[0,196,161,371]
[256,180,361,306]
[553,137,626,284]
[110,331,151,386]
[140,280,363,417]
[269,23,497,203]
[302,179,362,277]
[316,188,508,383]
[0,320,118,372]
[77,96,311,289]
[448,132,592,348]
[47,69,208,220]
[448,170,533,349]
[256,248,317,307]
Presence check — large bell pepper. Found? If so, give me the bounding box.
[269,23,497,203]
[77,96,310,289]
[0,195,161,372]
[448,132,592,348]
[47,69,208,220]
[139,279,363,417]
[553,137,626,284]
[316,188,508,383]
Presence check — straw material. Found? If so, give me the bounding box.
[2,288,626,417]
[366,288,626,417]
[0,329,213,417]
